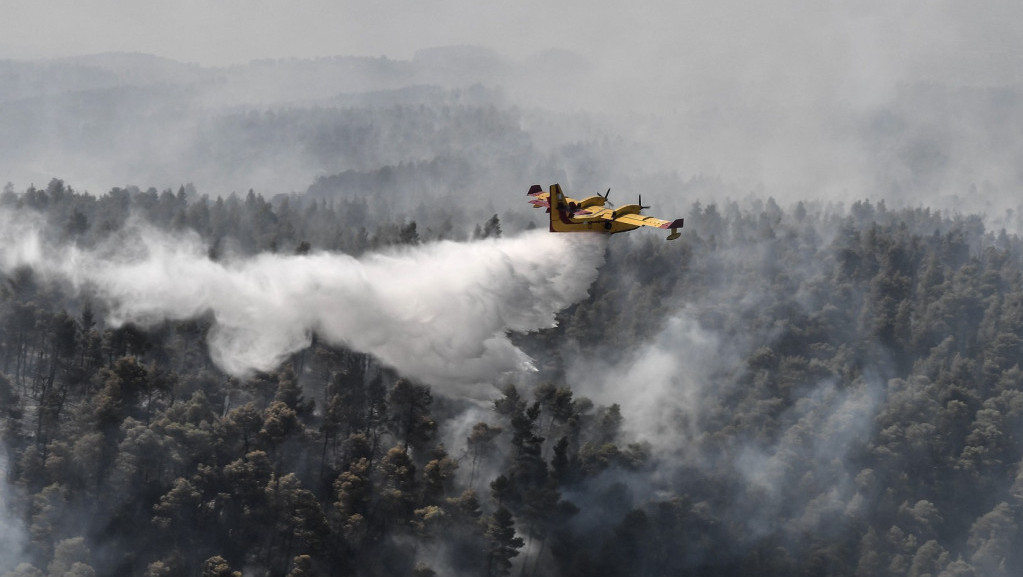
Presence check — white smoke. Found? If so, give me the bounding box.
[0,210,605,386]
[567,313,726,457]
[569,306,885,541]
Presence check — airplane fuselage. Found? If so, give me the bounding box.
[527,183,683,240]
[550,202,644,235]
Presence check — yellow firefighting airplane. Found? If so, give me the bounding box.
[527,184,684,240]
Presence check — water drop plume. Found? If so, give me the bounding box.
[0,210,605,386]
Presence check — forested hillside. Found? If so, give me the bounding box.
[1,181,1022,577]
[8,52,1023,223]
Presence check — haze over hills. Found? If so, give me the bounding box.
[3,47,1023,227]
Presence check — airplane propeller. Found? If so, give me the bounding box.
[603,188,614,207]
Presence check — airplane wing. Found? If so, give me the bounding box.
[597,209,684,232]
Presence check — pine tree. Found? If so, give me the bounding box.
[484,506,524,577]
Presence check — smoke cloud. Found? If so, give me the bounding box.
[567,313,726,457]
[0,210,605,386]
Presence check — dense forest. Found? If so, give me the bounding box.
[1,179,1023,577]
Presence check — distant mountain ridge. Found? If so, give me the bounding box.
[0,46,591,106]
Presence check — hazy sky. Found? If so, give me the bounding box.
[2,0,1022,82]
[4,0,1023,132]
[0,0,618,63]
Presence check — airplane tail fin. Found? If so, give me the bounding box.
[548,184,565,209]
[548,184,566,232]
[526,183,567,232]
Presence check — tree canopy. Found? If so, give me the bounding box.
[2,184,1023,576]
